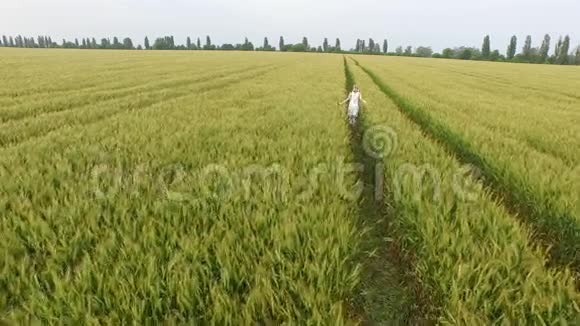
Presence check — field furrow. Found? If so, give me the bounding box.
[0,65,280,149]
[0,64,272,123]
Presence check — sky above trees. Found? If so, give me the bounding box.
[1,0,578,53]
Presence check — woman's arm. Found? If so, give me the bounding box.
[340,93,351,105]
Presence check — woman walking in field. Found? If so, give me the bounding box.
[340,85,367,125]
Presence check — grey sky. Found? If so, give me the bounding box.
[1,0,579,53]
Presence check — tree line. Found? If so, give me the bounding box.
[429,34,578,65]
[1,34,578,65]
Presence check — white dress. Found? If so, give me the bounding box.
[348,91,361,117]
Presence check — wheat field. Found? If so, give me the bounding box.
[0,49,579,324]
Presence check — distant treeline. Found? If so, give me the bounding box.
[1,34,578,65]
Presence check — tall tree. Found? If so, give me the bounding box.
[361,40,366,52]
[554,36,562,61]
[539,34,551,63]
[482,35,491,58]
[556,35,570,64]
[144,36,150,49]
[205,36,212,49]
[112,37,120,48]
[383,39,388,54]
[335,38,341,52]
[197,37,201,49]
[9,36,14,47]
[522,35,532,59]
[186,36,192,49]
[323,38,329,52]
[368,38,375,53]
[82,38,87,48]
[15,35,23,47]
[302,37,309,50]
[262,37,272,51]
[576,47,580,65]
[506,35,517,60]
[123,37,133,49]
[404,46,413,56]
[279,36,285,51]
[99,38,105,48]
[75,38,79,48]
[2,36,8,47]
[91,38,97,48]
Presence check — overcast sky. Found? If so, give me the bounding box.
[1,0,579,53]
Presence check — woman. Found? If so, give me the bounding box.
[340,85,367,125]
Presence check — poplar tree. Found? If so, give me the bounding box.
[186,37,192,49]
[539,34,551,63]
[144,36,150,49]
[482,35,490,58]
[368,39,375,53]
[556,35,570,64]
[279,36,285,51]
[323,38,329,52]
[335,38,341,52]
[522,35,532,59]
[383,39,388,54]
[554,36,562,61]
[506,35,517,60]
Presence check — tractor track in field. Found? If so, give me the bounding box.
[0,62,179,99]
[0,65,282,151]
[351,57,580,280]
[342,57,429,325]
[0,64,274,124]
[447,69,580,102]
